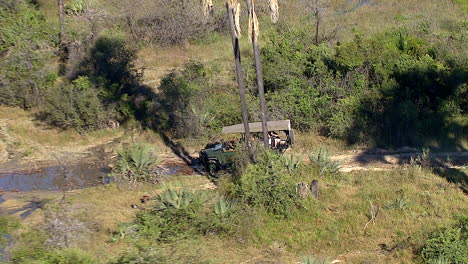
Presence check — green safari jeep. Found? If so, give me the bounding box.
[199,142,237,176]
[199,120,294,176]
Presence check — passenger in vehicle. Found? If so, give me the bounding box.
[268,131,281,148]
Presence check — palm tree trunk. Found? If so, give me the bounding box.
[246,0,269,148]
[226,2,255,162]
[58,0,65,44]
[58,0,67,75]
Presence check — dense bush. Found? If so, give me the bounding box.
[151,61,241,137]
[0,1,55,109]
[119,189,235,244]
[111,0,226,45]
[234,150,298,217]
[44,76,113,131]
[421,216,468,264]
[261,26,467,147]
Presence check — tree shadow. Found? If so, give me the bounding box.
[73,35,203,173]
[432,167,468,194]
[346,58,467,152]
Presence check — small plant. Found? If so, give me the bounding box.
[308,149,341,179]
[112,143,158,184]
[410,148,431,169]
[284,154,302,174]
[385,190,410,210]
[214,196,231,217]
[300,256,331,264]
[111,223,138,242]
[65,0,85,15]
[426,257,449,264]
[156,189,194,210]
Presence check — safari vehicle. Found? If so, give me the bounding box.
[199,120,294,175]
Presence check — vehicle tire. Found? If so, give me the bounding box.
[207,163,217,176]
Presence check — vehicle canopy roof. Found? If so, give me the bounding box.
[222,120,291,134]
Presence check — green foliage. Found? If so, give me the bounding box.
[152,61,240,137]
[156,189,194,210]
[384,190,411,210]
[214,196,232,217]
[235,150,298,217]
[421,216,468,264]
[261,27,467,147]
[65,0,85,15]
[44,76,112,132]
[110,249,168,264]
[308,149,341,179]
[42,248,97,264]
[0,2,55,108]
[83,35,137,86]
[0,215,19,257]
[13,242,97,264]
[112,143,158,183]
[283,155,302,174]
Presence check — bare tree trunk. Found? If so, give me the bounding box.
[226,3,255,162]
[314,10,320,45]
[58,0,67,75]
[58,0,65,44]
[246,0,269,149]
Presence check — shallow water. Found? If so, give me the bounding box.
[0,163,110,192]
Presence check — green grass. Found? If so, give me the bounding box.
[8,149,467,263]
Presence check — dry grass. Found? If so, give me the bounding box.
[0,106,124,162]
[292,131,350,155]
[282,0,467,41]
[11,175,216,261]
[244,167,468,263]
[136,34,254,91]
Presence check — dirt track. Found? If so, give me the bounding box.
[332,150,468,172]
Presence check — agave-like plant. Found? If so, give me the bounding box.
[284,154,302,174]
[157,189,194,210]
[308,148,341,179]
[214,196,232,217]
[114,143,158,183]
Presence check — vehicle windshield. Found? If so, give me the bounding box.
[214,143,223,150]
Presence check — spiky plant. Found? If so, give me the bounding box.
[301,256,331,264]
[157,189,194,210]
[284,154,302,174]
[113,143,158,184]
[308,148,341,179]
[214,196,231,217]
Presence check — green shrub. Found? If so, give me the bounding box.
[0,215,19,257]
[421,216,468,264]
[112,143,158,183]
[0,2,55,109]
[235,150,298,217]
[13,243,96,264]
[117,189,236,246]
[152,61,240,138]
[44,76,112,132]
[43,248,97,264]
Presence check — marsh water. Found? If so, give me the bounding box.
[0,163,110,192]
